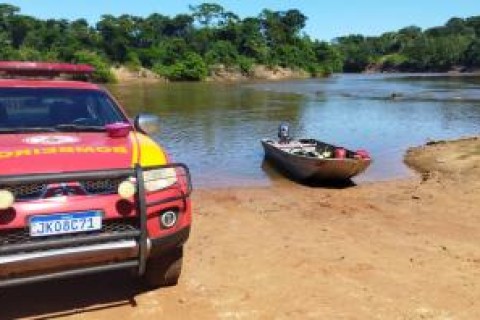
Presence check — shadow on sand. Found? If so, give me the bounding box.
[0,271,150,319]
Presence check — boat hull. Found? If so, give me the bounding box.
[261,140,371,181]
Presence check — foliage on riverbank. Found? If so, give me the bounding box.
[0,3,478,82]
[0,3,342,82]
[336,17,480,72]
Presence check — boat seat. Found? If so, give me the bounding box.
[271,141,304,149]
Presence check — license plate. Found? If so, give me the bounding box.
[29,211,103,237]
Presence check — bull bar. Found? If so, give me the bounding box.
[0,163,192,288]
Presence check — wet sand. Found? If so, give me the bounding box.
[1,137,480,319]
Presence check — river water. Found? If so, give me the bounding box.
[108,74,480,187]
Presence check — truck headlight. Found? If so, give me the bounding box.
[0,190,14,209]
[118,180,136,199]
[143,168,177,192]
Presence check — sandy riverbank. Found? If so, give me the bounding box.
[111,64,312,84]
[2,137,480,319]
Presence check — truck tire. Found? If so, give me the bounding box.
[143,246,183,288]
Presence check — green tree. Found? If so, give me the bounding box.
[314,41,343,74]
[464,38,480,67]
[96,15,133,62]
[465,16,480,36]
[73,50,116,83]
[205,40,238,66]
[236,17,269,63]
[335,35,374,72]
[403,35,471,71]
[189,3,237,28]
[154,52,207,81]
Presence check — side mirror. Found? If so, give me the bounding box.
[105,122,132,138]
[134,113,161,135]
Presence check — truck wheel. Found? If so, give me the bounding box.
[143,246,183,288]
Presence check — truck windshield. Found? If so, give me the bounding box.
[0,88,128,132]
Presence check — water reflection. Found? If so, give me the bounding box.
[108,74,480,187]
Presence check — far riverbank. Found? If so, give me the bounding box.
[111,64,312,84]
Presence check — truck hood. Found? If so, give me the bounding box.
[0,132,136,175]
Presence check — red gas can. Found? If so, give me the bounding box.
[334,148,347,159]
[355,149,371,160]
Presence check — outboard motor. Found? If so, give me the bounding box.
[278,122,291,144]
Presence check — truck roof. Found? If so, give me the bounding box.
[0,79,101,90]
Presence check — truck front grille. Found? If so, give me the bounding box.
[0,178,125,201]
[3,183,47,200]
[80,178,123,195]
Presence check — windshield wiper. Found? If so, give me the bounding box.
[0,127,56,133]
[54,124,105,132]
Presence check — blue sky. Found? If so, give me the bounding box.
[5,0,480,41]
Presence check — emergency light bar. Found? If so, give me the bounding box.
[0,61,95,77]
